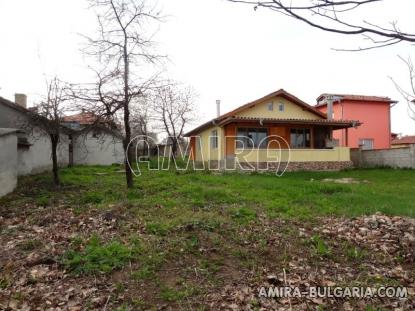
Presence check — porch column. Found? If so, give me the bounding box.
[345,128,349,147]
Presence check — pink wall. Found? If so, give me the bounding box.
[317,100,391,149]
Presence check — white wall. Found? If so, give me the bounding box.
[0,133,18,197]
[17,128,69,176]
[73,131,124,165]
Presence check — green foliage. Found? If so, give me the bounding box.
[309,235,331,257]
[80,191,104,204]
[146,222,170,236]
[63,235,133,274]
[36,195,50,207]
[230,207,257,223]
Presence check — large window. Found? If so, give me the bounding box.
[290,128,311,148]
[211,130,218,149]
[236,128,268,148]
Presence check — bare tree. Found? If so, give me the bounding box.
[152,83,196,158]
[226,0,414,50]
[27,77,69,186]
[392,56,415,121]
[81,0,163,188]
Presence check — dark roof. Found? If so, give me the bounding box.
[217,116,360,130]
[391,135,415,145]
[316,93,397,107]
[0,128,24,137]
[0,96,30,114]
[185,89,328,136]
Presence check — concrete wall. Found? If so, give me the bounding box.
[351,145,415,168]
[73,131,124,165]
[0,132,18,197]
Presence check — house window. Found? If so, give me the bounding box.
[290,128,311,148]
[359,138,374,150]
[211,130,218,149]
[267,102,273,111]
[236,128,268,149]
[278,103,285,112]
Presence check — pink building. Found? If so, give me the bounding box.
[316,94,397,150]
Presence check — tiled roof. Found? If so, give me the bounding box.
[62,112,98,125]
[184,89,328,136]
[391,135,415,145]
[218,116,360,128]
[316,93,397,106]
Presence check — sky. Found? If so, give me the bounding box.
[0,0,414,136]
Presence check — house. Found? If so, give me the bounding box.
[184,89,360,171]
[315,94,396,150]
[391,135,415,149]
[0,95,70,175]
[0,94,124,175]
[62,112,124,166]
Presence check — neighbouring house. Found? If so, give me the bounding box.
[391,135,415,149]
[184,89,361,171]
[0,95,70,176]
[0,94,125,177]
[315,94,397,150]
[62,112,124,166]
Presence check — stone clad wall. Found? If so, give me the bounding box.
[351,145,415,168]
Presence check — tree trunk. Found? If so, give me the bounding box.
[171,137,178,160]
[123,40,134,188]
[50,135,60,186]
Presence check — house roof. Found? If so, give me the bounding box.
[62,112,98,125]
[391,135,415,145]
[316,93,397,107]
[217,116,360,129]
[0,96,30,114]
[0,128,24,137]
[185,89,328,136]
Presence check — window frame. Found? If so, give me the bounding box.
[236,127,269,149]
[290,128,311,149]
[210,129,218,149]
[267,102,274,111]
[278,103,285,112]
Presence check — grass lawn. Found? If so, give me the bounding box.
[1,166,414,310]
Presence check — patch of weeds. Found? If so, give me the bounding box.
[62,235,132,274]
[132,252,165,281]
[146,222,170,236]
[365,306,387,311]
[309,235,331,258]
[18,239,43,251]
[313,184,352,195]
[36,194,50,207]
[80,191,104,204]
[230,207,257,223]
[344,243,366,261]
[0,277,10,289]
[159,284,198,302]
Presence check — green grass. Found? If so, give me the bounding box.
[63,235,135,275]
[51,166,415,219]
[1,165,414,309]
